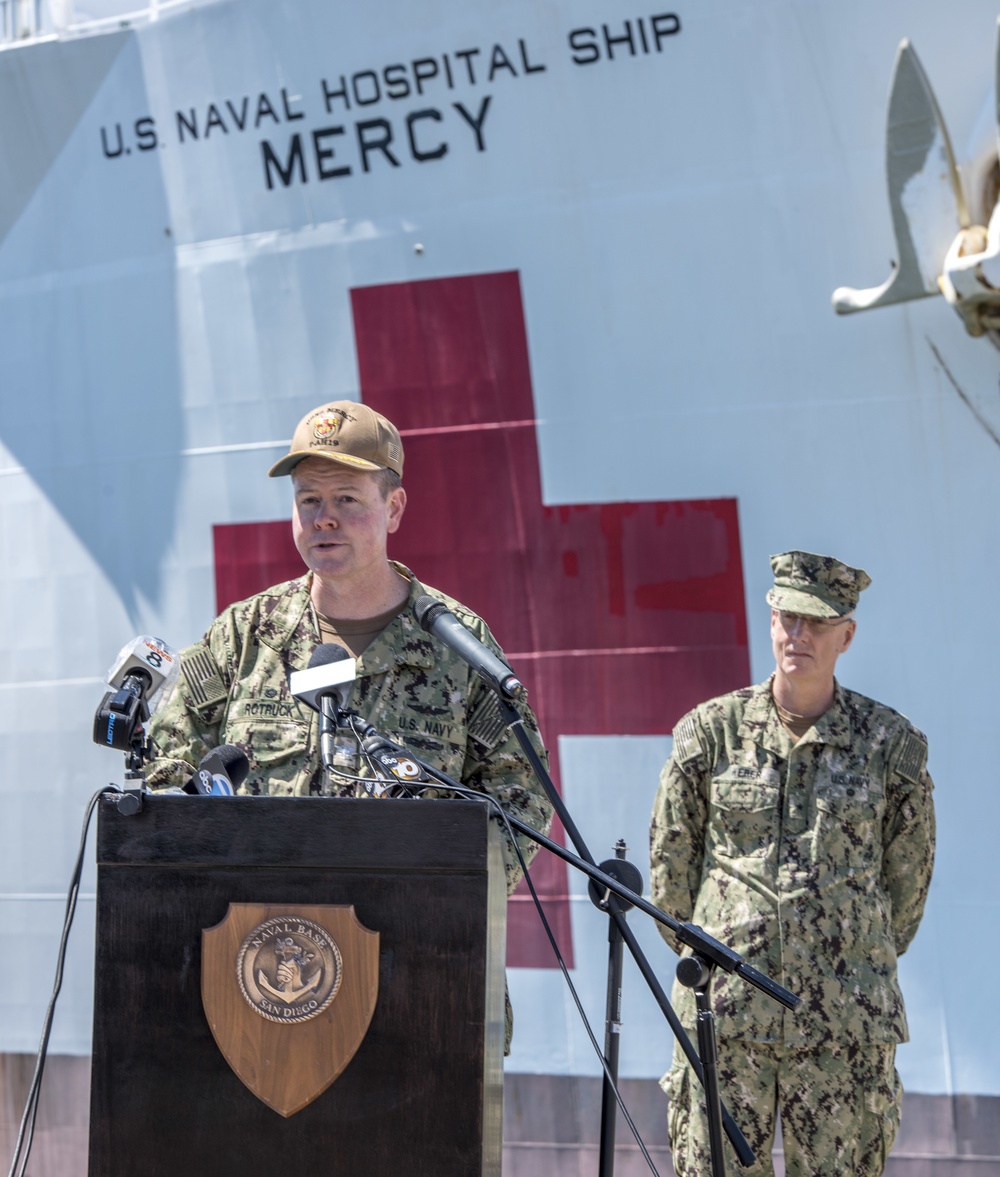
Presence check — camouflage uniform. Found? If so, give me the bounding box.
[146,563,553,895]
[650,676,935,1177]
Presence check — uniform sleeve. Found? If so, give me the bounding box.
[649,712,709,954]
[460,678,554,896]
[144,623,235,789]
[882,725,936,955]
[446,612,554,895]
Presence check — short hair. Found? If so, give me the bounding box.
[375,467,403,500]
[291,460,402,500]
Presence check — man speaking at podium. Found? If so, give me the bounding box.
[146,399,553,978]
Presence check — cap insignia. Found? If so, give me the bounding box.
[311,411,345,441]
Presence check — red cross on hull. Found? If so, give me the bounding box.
[213,270,750,967]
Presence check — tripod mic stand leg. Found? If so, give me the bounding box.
[598,913,625,1177]
[589,842,644,1177]
[678,955,728,1177]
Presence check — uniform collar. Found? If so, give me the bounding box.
[354,562,436,675]
[254,575,316,656]
[739,676,853,753]
[807,681,853,747]
[254,565,435,674]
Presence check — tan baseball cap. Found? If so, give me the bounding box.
[268,400,404,478]
[765,550,871,618]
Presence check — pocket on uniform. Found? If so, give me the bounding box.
[858,1046,902,1174]
[223,718,310,793]
[711,778,779,859]
[814,781,881,846]
[664,1062,690,1155]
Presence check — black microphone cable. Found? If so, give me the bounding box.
[317,711,423,798]
[405,781,663,1177]
[333,706,661,1172]
[6,784,115,1177]
[312,731,416,797]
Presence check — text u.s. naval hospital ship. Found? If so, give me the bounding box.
[1,0,999,1172]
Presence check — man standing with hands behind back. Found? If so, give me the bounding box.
[650,551,935,1177]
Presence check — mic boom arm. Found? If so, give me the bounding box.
[413,595,525,701]
[403,743,797,1010]
[356,702,797,1168]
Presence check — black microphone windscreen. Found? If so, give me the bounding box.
[307,643,353,669]
[123,666,155,692]
[413,595,447,631]
[206,744,250,789]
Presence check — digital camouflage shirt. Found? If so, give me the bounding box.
[649,678,935,1047]
[146,565,553,895]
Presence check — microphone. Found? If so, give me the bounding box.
[289,645,357,772]
[106,635,178,697]
[413,596,525,701]
[361,733,430,796]
[93,636,179,752]
[289,645,356,713]
[183,745,250,796]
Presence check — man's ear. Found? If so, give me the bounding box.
[387,486,407,534]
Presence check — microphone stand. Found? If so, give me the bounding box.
[319,696,339,774]
[589,839,642,1177]
[362,712,798,1177]
[677,955,728,1177]
[495,695,794,1173]
[113,726,150,817]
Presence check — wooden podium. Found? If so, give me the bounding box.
[88,794,507,1177]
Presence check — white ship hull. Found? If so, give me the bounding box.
[1,1,998,1171]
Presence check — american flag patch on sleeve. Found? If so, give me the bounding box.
[181,648,228,709]
[672,715,703,764]
[894,728,928,784]
[468,691,508,754]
